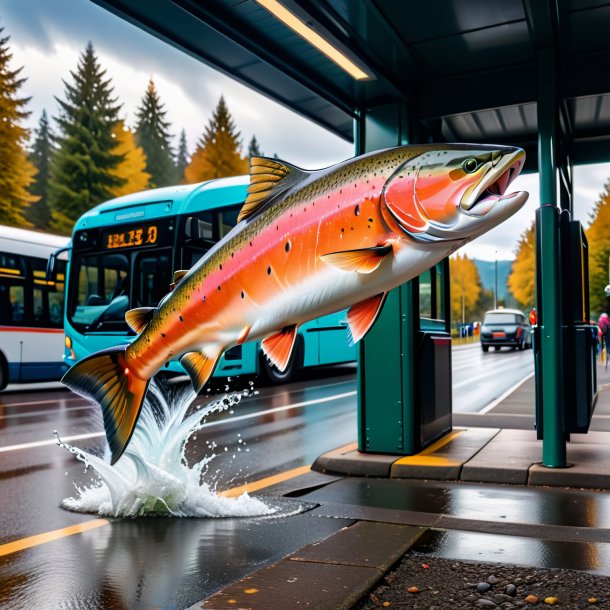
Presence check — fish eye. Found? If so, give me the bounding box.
[462,158,479,173]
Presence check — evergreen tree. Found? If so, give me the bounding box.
[108,121,151,198]
[184,96,248,183]
[0,29,37,227]
[175,128,189,183]
[48,42,123,233]
[134,79,176,187]
[248,134,262,157]
[27,110,54,229]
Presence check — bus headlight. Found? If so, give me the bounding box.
[65,336,72,350]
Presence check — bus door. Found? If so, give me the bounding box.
[310,311,354,366]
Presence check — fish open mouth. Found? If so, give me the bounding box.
[462,149,526,216]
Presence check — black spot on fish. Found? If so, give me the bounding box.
[219,264,222,270]
[267,266,272,275]
[368,218,373,223]
[341,228,344,232]
[241,291,245,299]
[179,315,183,322]
[161,333,166,338]
[285,241,291,252]
[218,285,221,291]
[355,205,360,216]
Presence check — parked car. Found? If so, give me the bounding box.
[480,308,532,352]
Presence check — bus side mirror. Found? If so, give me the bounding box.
[46,246,71,283]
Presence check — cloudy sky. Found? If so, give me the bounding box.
[2,0,609,261]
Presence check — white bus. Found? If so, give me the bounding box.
[0,226,69,390]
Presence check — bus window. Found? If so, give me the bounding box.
[134,251,171,308]
[71,253,130,328]
[219,206,240,238]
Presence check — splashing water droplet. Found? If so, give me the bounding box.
[57,379,275,519]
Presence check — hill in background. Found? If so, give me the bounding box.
[474,259,516,306]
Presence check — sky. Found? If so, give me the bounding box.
[2,0,609,261]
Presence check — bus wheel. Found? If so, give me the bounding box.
[0,354,8,391]
[261,336,302,385]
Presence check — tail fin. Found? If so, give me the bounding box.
[62,346,149,465]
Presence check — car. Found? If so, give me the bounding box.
[480,308,532,352]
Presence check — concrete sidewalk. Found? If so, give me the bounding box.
[191,372,610,609]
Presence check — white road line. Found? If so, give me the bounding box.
[0,390,357,453]
[453,360,534,390]
[479,371,536,414]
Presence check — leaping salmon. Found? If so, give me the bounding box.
[63,144,528,464]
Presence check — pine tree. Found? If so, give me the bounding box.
[175,128,189,183]
[48,42,123,233]
[184,96,248,183]
[248,134,262,157]
[0,29,37,227]
[134,79,176,188]
[27,110,54,229]
[108,121,151,198]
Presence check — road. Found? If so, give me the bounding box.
[0,345,535,609]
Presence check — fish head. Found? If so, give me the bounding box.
[381,144,528,243]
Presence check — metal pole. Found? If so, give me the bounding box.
[494,252,498,309]
[537,48,566,468]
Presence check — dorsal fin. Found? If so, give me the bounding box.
[125,307,155,334]
[238,156,310,222]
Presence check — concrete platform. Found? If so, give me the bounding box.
[313,426,610,489]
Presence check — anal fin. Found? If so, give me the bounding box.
[125,307,155,334]
[180,351,220,393]
[261,325,298,371]
[347,293,388,343]
[320,244,392,274]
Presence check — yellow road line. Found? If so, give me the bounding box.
[219,465,312,498]
[1,465,313,556]
[0,518,109,557]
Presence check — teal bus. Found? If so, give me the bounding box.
[58,176,355,383]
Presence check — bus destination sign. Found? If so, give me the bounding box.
[103,224,159,250]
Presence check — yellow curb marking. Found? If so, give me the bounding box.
[392,430,464,467]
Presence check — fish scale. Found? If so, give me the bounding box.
[63,143,528,464]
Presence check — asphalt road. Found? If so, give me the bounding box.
[0,346,535,610]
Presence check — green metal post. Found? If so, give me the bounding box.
[537,48,566,467]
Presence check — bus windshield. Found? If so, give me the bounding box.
[69,249,171,332]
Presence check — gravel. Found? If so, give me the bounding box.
[356,552,610,609]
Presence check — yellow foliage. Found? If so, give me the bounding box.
[450,253,481,322]
[109,121,151,197]
[586,181,610,314]
[508,221,536,310]
[184,131,248,183]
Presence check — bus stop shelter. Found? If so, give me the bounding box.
[93,0,610,467]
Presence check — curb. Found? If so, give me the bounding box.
[189,521,426,609]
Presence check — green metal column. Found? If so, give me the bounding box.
[537,48,566,467]
[355,102,417,454]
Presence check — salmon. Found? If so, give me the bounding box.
[63,144,528,464]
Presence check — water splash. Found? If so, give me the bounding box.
[57,380,275,519]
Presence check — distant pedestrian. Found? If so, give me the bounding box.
[599,313,610,367]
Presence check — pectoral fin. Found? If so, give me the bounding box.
[320,245,393,274]
[347,293,388,343]
[261,325,298,371]
[125,307,155,334]
[180,351,220,393]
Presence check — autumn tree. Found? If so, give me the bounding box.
[48,43,123,233]
[134,79,176,188]
[508,221,536,311]
[108,121,151,198]
[586,180,610,314]
[184,96,247,183]
[27,110,54,229]
[0,28,37,227]
[175,128,189,183]
[450,253,482,325]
